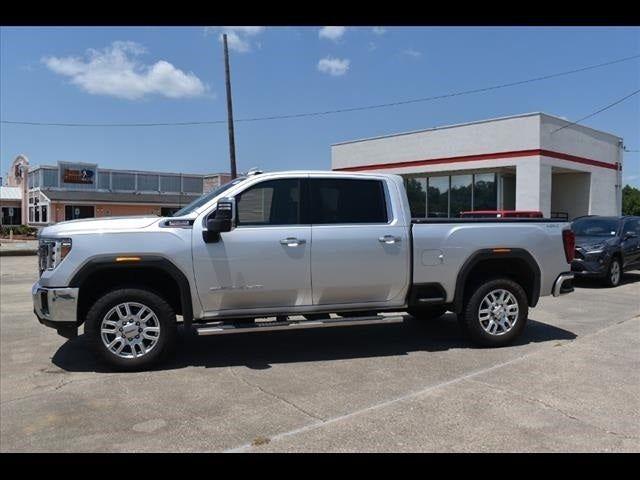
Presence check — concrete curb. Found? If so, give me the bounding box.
[0,250,38,257]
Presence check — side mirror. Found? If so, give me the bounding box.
[203,197,236,243]
[624,231,638,240]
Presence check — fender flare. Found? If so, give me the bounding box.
[452,248,541,313]
[69,255,194,328]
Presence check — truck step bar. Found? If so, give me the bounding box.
[193,314,405,336]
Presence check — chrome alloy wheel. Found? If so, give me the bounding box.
[100,302,160,359]
[478,289,519,336]
[610,260,621,286]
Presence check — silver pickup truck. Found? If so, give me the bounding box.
[33,170,575,370]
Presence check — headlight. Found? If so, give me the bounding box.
[38,238,72,276]
[584,244,605,255]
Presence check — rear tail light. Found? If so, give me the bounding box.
[562,229,576,263]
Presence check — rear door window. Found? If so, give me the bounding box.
[310,178,388,224]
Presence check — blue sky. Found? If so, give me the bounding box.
[1,26,639,186]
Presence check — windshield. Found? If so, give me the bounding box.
[171,177,246,217]
[571,218,619,237]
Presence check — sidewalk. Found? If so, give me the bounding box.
[0,239,38,256]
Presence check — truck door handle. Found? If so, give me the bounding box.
[280,237,306,247]
[379,235,401,244]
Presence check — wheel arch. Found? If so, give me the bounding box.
[452,248,541,314]
[69,255,194,329]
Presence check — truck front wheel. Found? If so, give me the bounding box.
[459,278,528,347]
[85,288,177,371]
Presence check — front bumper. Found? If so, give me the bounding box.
[32,282,79,333]
[552,272,574,297]
[571,252,611,277]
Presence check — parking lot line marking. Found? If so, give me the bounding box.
[224,316,639,453]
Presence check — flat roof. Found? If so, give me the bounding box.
[0,186,22,201]
[40,189,201,205]
[332,112,622,146]
[28,163,231,177]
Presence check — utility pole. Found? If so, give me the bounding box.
[223,34,238,179]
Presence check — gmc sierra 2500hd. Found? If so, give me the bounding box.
[33,170,575,370]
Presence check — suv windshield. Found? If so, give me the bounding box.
[571,217,620,237]
[171,177,246,217]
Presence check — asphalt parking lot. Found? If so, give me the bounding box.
[1,255,638,452]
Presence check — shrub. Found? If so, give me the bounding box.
[0,224,38,237]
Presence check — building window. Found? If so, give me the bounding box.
[64,205,95,220]
[473,173,497,211]
[34,207,40,223]
[42,169,59,187]
[137,174,160,191]
[450,174,473,217]
[41,206,48,223]
[182,176,203,193]
[98,171,111,190]
[160,175,181,193]
[29,207,34,222]
[404,172,498,218]
[111,172,135,191]
[427,176,449,218]
[405,177,427,218]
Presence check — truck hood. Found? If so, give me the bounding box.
[40,216,161,237]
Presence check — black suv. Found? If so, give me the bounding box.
[570,216,640,287]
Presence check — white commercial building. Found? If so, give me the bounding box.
[331,113,623,220]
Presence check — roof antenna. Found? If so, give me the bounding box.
[246,167,263,176]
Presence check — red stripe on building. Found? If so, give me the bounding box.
[333,148,619,172]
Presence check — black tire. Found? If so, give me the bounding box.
[407,306,447,320]
[459,278,528,347]
[85,288,177,371]
[603,257,622,288]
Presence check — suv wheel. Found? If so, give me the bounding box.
[85,288,177,371]
[459,278,528,347]
[604,258,621,288]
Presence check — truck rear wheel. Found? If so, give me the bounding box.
[459,278,528,347]
[85,288,177,371]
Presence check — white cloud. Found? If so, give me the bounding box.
[319,27,346,41]
[372,27,386,35]
[318,56,350,76]
[208,27,265,53]
[403,48,422,58]
[43,41,207,100]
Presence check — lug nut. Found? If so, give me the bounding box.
[138,328,142,333]
[119,328,123,332]
[136,322,140,326]
[135,335,140,339]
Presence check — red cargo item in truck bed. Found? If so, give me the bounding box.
[460,210,544,218]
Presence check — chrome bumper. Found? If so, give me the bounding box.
[32,282,79,325]
[552,273,574,297]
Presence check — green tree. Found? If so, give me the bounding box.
[622,185,640,216]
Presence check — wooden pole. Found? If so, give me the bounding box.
[223,34,238,179]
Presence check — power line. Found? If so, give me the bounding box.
[2,53,640,128]
[551,88,640,133]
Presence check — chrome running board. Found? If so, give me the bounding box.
[194,315,405,336]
